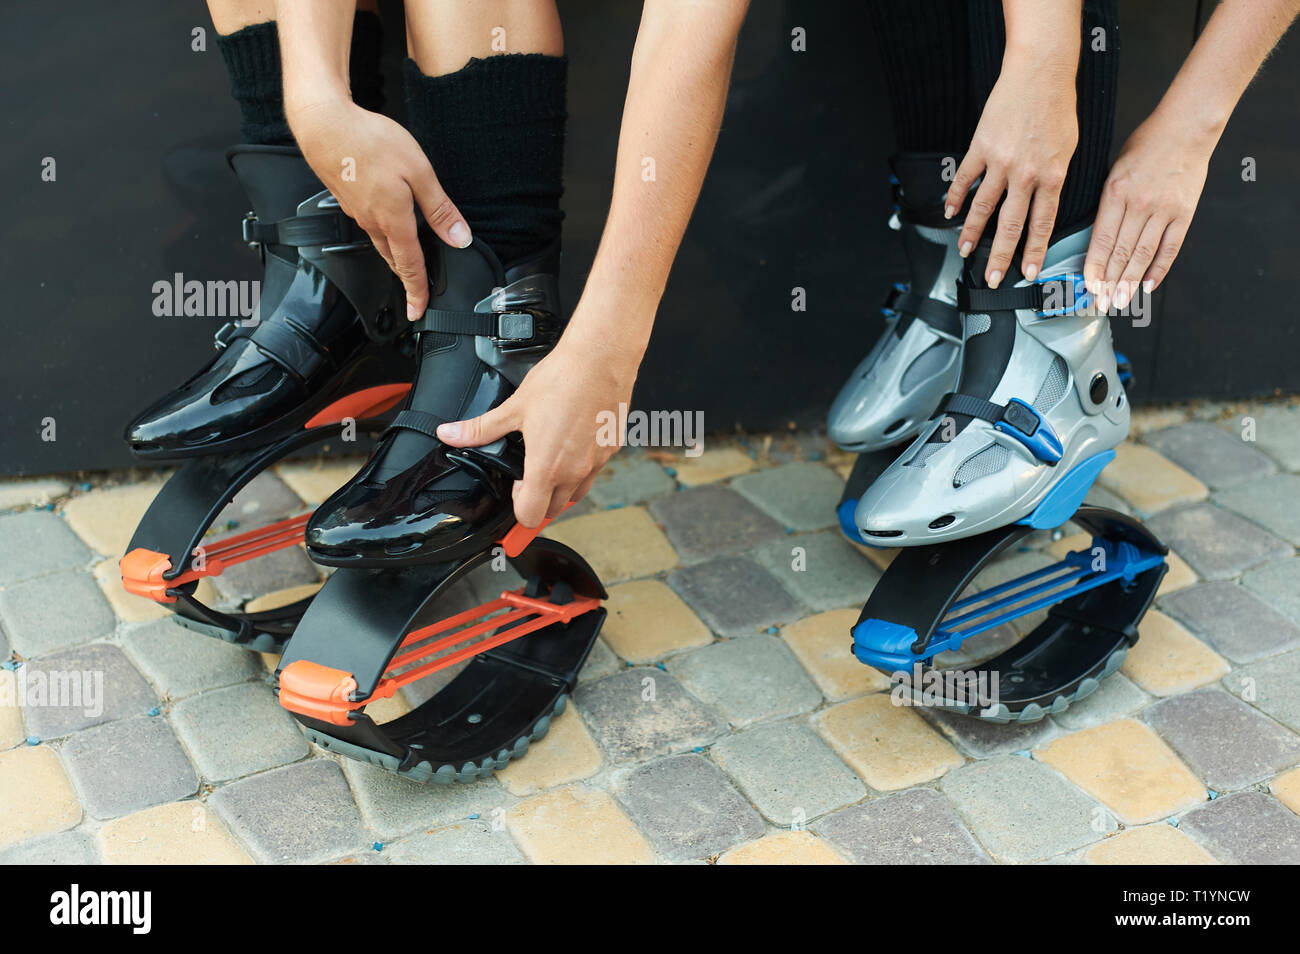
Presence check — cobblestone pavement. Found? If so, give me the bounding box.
[2,399,1299,865]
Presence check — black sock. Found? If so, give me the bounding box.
[403,54,567,264]
[216,12,387,146]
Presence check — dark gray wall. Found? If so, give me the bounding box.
[2,1,1297,475]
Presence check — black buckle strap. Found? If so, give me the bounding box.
[248,320,333,381]
[242,211,367,249]
[884,287,962,337]
[956,277,1087,316]
[386,409,447,440]
[939,392,1008,426]
[423,308,536,342]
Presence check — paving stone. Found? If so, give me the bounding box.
[1082,484,1133,516]
[0,477,70,511]
[383,820,525,865]
[1242,558,1300,626]
[342,759,510,841]
[0,745,81,849]
[98,800,253,865]
[61,716,198,819]
[818,788,990,865]
[121,618,264,699]
[598,579,712,663]
[669,636,821,728]
[92,557,168,623]
[0,510,91,584]
[211,759,369,864]
[1213,473,1300,546]
[585,456,676,509]
[616,754,765,861]
[931,622,1023,668]
[731,462,844,532]
[781,608,890,701]
[1146,504,1289,581]
[670,446,755,486]
[1052,673,1150,730]
[816,694,963,791]
[215,471,303,524]
[649,485,785,562]
[171,682,310,782]
[1158,550,1199,595]
[577,637,621,685]
[1129,406,1190,436]
[1143,422,1277,489]
[1097,442,1208,516]
[925,707,1058,759]
[711,721,866,825]
[209,543,320,603]
[1122,609,1229,696]
[573,668,727,763]
[753,532,881,612]
[1179,791,1300,864]
[243,581,323,613]
[19,643,157,739]
[1225,404,1300,471]
[62,479,167,556]
[1145,688,1300,790]
[542,507,678,583]
[1271,766,1300,815]
[0,670,22,750]
[1084,824,1217,865]
[0,830,99,864]
[668,557,802,638]
[506,785,654,864]
[718,830,847,865]
[1161,582,1300,663]
[496,708,602,796]
[274,457,365,506]
[1036,719,1204,825]
[1225,650,1300,733]
[939,755,1116,863]
[0,570,115,657]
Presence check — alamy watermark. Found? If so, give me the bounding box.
[596,402,705,457]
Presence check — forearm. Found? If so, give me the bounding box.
[276,0,357,116]
[565,0,749,370]
[1001,0,1081,75]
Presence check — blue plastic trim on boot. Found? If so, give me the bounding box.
[994,399,1064,465]
[1036,272,1093,317]
[1016,449,1115,530]
[838,498,883,548]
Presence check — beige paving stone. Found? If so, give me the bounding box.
[0,746,81,848]
[782,609,891,701]
[1271,767,1300,816]
[506,785,653,864]
[718,830,848,865]
[1036,719,1204,825]
[599,579,711,663]
[243,581,323,613]
[0,478,70,511]
[857,544,898,572]
[1047,532,1091,560]
[816,694,963,791]
[670,447,755,486]
[1084,824,1217,865]
[99,800,253,865]
[1129,406,1190,436]
[274,459,365,506]
[543,507,678,583]
[1122,610,1229,696]
[365,691,413,725]
[1097,442,1208,514]
[0,672,24,750]
[498,709,602,796]
[62,479,168,556]
[93,557,168,623]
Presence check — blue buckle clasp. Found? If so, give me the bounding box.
[994,398,1063,465]
[1036,273,1092,318]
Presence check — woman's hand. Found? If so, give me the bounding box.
[1083,114,1211,312]
[286,96,473,319]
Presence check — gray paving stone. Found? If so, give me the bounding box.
[211,759,368,864]
[1143,422,1277,489]
[667,557,802,638]
[1217,405,1300,471]
[1082,484,1134,516]
[19,643,157,739]
[669,636,821,728]
[215,471,303,525]
[210,544,320,604]
[1051,673,1150,731]
[710,722,866,825]
[616,753,764,861]
[1161,582,1300,663]
[925,707,1058,758]
[1145,688,1300,790]
[649,485,785,562]
[818,789,990,864]
[573,668,727,763]
[61,716,198,819]
[0,511,92,585]
[0,569,116,657]
[586,457,676,509]
[732,462,844,532]
[578,637,621,685]
[753,532,881,612]
[939,755,1116,863]
[1145,504,1290,581]
[1213,473,1300,546]
[171,682,310,782]
[1179,791,1300,864]
[1223,650,1300,734]
[0,831,100,865]
[342,758,510,841]
[121,618,264,698]
[383,820,525,865]
[1242,558,1300,626]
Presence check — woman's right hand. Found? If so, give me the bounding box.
[286,96,473,320]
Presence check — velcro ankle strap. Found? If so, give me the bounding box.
[422,308,536,342]
[385,409,447,440]
[242,211,368,250]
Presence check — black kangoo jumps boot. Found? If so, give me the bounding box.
[305,235,563,567]
[125,145,413,458]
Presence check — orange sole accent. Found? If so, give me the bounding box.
[304,382,411,429]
